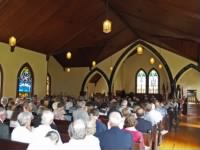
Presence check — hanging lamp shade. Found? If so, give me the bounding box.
[150,57,155,64]
[103,19,112,33]
[9,36,16,47]
[137,46,143,54]
[66,51,72,60]
[92,61,96,67]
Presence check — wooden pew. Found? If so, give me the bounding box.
[0,139,28,150]
[59,133,70,143]
[54,119,71,133]
[132,142,141,150]
[142,132,152,148]
[151,125,158,150]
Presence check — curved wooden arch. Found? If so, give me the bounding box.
[16,63,34,97]
[80,67,110,95]
[109,40,173,94]
[174,64,200,82]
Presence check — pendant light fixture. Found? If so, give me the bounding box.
[103,0,112,34]
[150,57,155,65]
[9,36,16,52]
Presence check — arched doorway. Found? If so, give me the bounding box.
[80,68,109,97]
[175,64,200,102]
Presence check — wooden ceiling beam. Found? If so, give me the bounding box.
[17,0,68,45]
[51,12,105,55]
[115,9,200,43]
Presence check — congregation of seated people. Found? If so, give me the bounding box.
[0,94,180,150]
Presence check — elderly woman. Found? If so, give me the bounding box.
[11,111,33,143]
[85,118,101,149]
[59,119,100,150]
[124,114,145,149]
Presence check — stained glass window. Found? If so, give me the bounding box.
[46,74,51,96]
[149,69,159,94]
[136,70,146,93]
[17,64,33,98]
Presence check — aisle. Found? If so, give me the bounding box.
[160,104,200,150]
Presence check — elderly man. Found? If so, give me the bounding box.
[59,119,100,150]
[11,112,33,143]
[0,107,9,139]
[32,110,62,144]
[97,111,133,150]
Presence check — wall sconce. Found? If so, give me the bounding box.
[158,64,163,69]
[109,66,113,71]
[67,68,71,72]
[150,57,155,64]
[137,46,143,55]
[9,36,16,52]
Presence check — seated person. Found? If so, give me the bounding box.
[97,111,133,150]
[11,112,33,143]
[124,114,145,149]
[0,107,10,139]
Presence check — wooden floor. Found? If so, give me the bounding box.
[160,104,200,150]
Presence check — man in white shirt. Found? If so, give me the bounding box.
[144,102,162,126]
[59,119,100,150]
[11,112,33,143]
[32,110,62,144]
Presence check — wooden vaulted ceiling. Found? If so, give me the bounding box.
[0,0,199,67]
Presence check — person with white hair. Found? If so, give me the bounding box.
[11,112,33,143]
[27,130,60,150]
[0,97,8,108]
[32,110,62,144]
[59,119,100,150]
[0,107,9,139]
[97,111,133,150]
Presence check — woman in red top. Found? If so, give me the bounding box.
[124,114,145,149]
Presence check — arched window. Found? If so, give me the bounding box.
[136,69,147,93]
[0,65,3,98]
[17,63,34,98]
[148,69,159,94]
[46,73,51,96]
